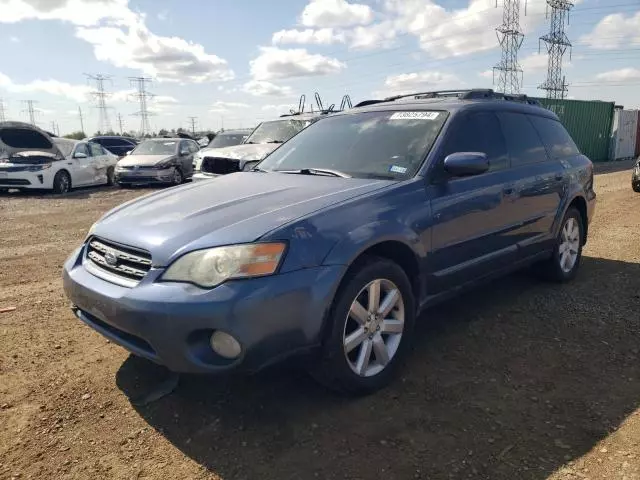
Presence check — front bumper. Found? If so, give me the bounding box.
[192,171,219,182]
[62,245,344,374]
[115,168,174,184]
[0,169,53,189]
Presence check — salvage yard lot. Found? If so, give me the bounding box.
[1,163,639,480]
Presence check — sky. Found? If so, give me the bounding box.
[0,0,638,136]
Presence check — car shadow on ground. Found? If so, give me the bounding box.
[0,185,165,200]
[116,256,640,480]
[593,159,637,175]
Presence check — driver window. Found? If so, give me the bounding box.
[73,143,90,158]
[89,143,103,156]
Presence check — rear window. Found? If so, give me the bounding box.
[498,112,548,166]
[529,115,580,159]
[0,128,52,150]
[208,133,248,148]
[258,110,448,179]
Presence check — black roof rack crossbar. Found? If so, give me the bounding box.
[354,88,541,107]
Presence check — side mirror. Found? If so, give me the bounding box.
[443,152,489,177]
[74,152,88,159]
[179,149,189,156]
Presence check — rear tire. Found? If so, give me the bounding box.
[633,182,640,193]
[52,170,71,195]
[310,257,415,396]
[536,207,584,282]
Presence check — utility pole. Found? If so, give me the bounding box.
[539,0,574,100]
[22,100,37,125]
[494,0,526,94]
[51,121,57,135]
[188,116,198,136]
[128,77,154,137]
[117,113,124,134]
[78,106,85,134]
[85,74,113,133]
[0,98,6,122]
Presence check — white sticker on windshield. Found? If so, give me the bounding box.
[163,142,176,146]
[389,111,440,120]
[389,165,408,174]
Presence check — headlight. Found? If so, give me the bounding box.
[161,243,286,288]
[26,163,52,172]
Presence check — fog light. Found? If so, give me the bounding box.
[210,331,241,359]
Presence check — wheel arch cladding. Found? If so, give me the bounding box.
[568,196,588,244]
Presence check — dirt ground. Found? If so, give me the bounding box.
[1,162,639,480]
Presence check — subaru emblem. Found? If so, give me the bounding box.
[104,250,118,266]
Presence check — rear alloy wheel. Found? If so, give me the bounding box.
[311,257,415,395]
[53,171,71,195]
[172,168,183,186]
[633,182,640,193]
[537,207,583,282]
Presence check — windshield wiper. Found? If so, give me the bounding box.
[250,167,269,173]
[267,140,284,144]
[276,168,351,178]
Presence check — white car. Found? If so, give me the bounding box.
[0,121,117,194]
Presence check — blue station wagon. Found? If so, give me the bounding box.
[63,89,596,395]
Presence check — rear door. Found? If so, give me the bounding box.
[427,110,516,293]
[497,112,569,258]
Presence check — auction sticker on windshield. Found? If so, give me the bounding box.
[390,112,440,120]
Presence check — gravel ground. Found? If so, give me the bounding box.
[1,162,639,480]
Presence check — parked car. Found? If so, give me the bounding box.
[0,121,117,194]
[88,136,138,158]
[192,114,324,181]
[114,137,199,187]
[63,89,596,395]
[192,128,252,176]
[632,158,640,192]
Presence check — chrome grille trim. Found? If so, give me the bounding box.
[84,237,152,287]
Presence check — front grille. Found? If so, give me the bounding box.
[85,237,152,286]
[201,157,241,175]
[0,178,30,185]
[118,165,158,171]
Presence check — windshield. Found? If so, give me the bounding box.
[244,119,308,144]
[132,140,177,155]
[53,139,75,158]
[209,133,248,148]
[258,110,448,179]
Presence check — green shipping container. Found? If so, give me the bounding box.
[532,97,615,162]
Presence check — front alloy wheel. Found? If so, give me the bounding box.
[172,168,183,185]
[311,257,415,395]
[343,279,405,377]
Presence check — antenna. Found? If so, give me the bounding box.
[22,100,38,125]
[85,74,113,133]
[539,0,574,99]
[493,0,526,94]
[128,77,155,137]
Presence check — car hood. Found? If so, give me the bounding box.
[117,154,175,167]
[92,172,392,266]
[0,122,63,160]
[198,143,278,161]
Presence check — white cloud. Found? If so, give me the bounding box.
[377,71,463,96]
[0,71,91,102]
[9,36,20,43]
[261,104,297,113]
[595,68,640,82]
[210,101,250,113]
[154,95,178,104]
[243,80,294,97]
[250,47,345,81]
[349,23,397,50]
[0,0,234,84]
[520,53,548,73]
[272,28,345,45]
[301,0,373,28]
[478,69,493,79]
[580,11,640,50]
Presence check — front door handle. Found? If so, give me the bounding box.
[503,186,516,196]
[555,174,564,181]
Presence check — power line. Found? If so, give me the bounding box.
[128,76,154,137]
[78,106,85,134]
[539,0,574,99]
[85,74,113,133]
[22,100,38,126]
[494,0,526,94]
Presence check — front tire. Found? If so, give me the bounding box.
[633,182,640,193]
[538,207,584,282]
[172,167,183,186]
[311,257,415,396]
[52,171,71,195]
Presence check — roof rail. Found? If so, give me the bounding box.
[354,88,541,107]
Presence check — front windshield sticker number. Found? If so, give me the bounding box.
[389,112,440,121]
[389,165,408,174]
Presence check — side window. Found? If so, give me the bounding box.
[440,111,509,172]
[529,115,580,160]
[89,143,104,156]
[498,112,548,166]
[189,141,199,153]
[73,143,90,158]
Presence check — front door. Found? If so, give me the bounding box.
[426,110,516,294]
[88,142,109,184]
[70,143,94,186]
